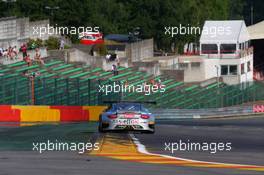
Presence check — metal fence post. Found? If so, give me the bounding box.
[77,78,80,105]
[54,78,57,105]
[97,79,101,105]
[42,78,46,105]
[66,78,69,105]
[13,76,17,104]
[88,79,91,105]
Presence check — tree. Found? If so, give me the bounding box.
[0,0,251,52]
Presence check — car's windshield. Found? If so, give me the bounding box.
[113,103,141,111]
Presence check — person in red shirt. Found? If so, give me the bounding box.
[21,43,27,58]
[23,54,32,66]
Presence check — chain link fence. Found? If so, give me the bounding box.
[0,74,264,109]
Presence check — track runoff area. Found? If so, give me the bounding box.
[0,114,263,175]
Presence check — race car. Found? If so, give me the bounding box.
[98,102,155,133]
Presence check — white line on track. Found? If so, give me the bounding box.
[129,133,263,168]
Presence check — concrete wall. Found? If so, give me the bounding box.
[204,59,219,80]
[48,48,102,66]
[160,69,184,81]
[126,38,154,62]
[0,17,57,49]
[184,63,206,82]
[0,17,29,48]
[29,19,58,40]
[133,61,160,75]
[47,48,123,71]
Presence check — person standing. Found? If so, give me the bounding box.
[59,39,65,50]
[13,46,18,59]
[0,47,3,57]
[116,54,120,67]
[21,43,27,58]
[112,64,118,76]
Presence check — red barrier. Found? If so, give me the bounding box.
[0,105,20,122]
[50,106,89,121]
[253,105,264,113]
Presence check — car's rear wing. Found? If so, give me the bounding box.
[102,100,157,105]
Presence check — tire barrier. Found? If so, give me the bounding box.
[253,105,264,113]
[0,105,108,122]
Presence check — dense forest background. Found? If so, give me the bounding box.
[0,0,263,51]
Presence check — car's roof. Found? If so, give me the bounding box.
[113,102,141,105]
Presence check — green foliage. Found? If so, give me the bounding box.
[93,44,108,56]
[27,38,44,49]
[1,0,262,51]
[44,37,59,50]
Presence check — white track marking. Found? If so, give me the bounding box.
[129,133,263,168]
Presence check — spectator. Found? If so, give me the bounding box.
[116,54,120,66]
[124,79,129,88]
[23,54,32,66]
[34,48,44,65]
[110,54,117,61]
[3,49,8,59]
[150,78,155,85]
[112,64,118,76]
[21,43,27,58]
[7,46,12,60]
[157,77,162,88]
[143,81,149,94]
[105,54,111,62]
[59,39,65,50]
[13,46,18,58]
[0,47,3,57]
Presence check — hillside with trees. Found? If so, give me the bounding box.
[0,0,263,52]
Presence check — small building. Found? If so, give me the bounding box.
[159,20,253,85]
[199,20,253,85]
[247,20,264,80]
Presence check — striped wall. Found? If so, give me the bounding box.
[0,105,108,122]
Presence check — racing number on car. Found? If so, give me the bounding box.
[113,119,139,125]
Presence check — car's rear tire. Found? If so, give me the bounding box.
[98,124,106,133]
[141,128,155,134]
[148,129,155,134]
[98,119,106,133]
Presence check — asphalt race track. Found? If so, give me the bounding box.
[0,115,264,175]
